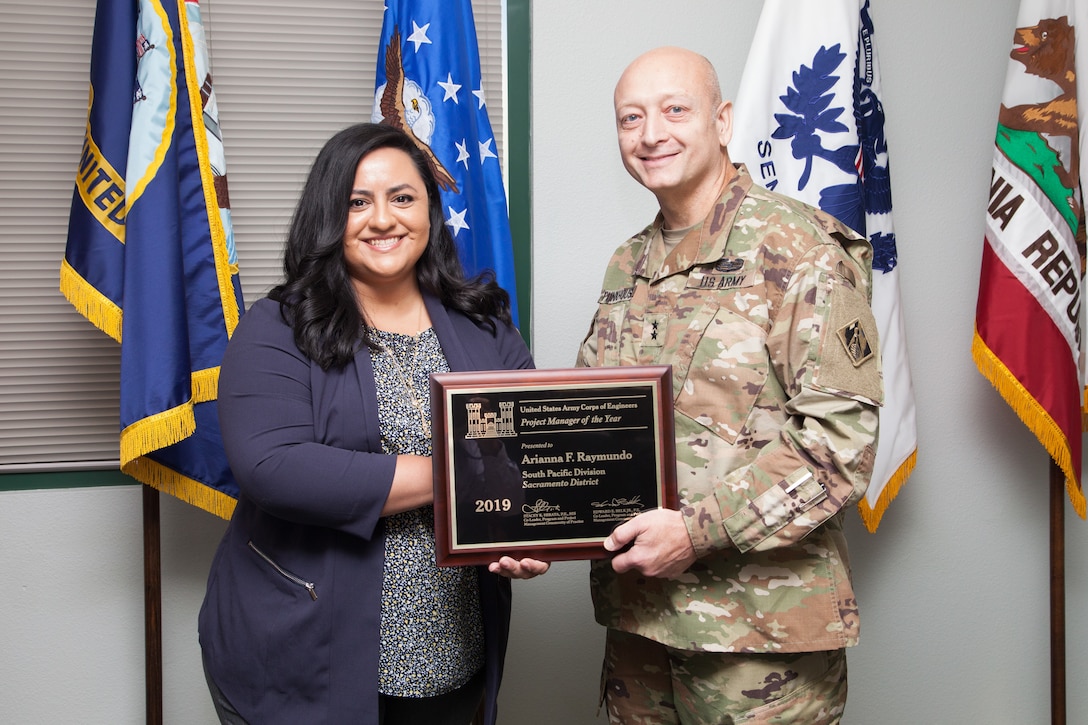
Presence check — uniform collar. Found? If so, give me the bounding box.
[634,164,754,283]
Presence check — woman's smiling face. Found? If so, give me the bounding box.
[342,146,431,297]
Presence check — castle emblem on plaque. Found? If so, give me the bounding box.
[465,400,516,439]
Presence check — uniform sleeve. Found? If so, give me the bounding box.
[217,301,396,539]
[575,314,599,368]
[683,243,883,555]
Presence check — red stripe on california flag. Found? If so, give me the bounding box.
[976,239,1082,471]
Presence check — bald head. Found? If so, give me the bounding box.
[615,47,722,110]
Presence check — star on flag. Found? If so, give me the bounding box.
[374,0,521,324]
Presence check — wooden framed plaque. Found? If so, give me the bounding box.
[430,365,676,566]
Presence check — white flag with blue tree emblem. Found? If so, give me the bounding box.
[731,0,917,532]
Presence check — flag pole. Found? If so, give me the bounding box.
[143,485,163,725]
[1050,459,1065,725]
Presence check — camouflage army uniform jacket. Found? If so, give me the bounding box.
[577,165,883,654]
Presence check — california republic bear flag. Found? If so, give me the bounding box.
[731,0,917,532]
[974,0,1088,517]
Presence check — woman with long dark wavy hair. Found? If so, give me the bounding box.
[199,123,547,725]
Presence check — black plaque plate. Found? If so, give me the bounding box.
[430,366,676,566]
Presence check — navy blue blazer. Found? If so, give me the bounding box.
[199,293,534,724]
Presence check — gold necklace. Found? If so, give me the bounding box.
[381,335,431,439]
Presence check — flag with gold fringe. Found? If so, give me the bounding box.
[731,0,917,531]
[60,0,243,520]
[973,0,1088,518]
[372,0,519,325]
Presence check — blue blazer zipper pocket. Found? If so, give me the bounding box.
[247,540,318,601]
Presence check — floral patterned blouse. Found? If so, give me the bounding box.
[370,327,484,697]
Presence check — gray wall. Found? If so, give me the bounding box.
[4,1,1088,722]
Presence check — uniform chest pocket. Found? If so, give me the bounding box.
[673,306,769,444]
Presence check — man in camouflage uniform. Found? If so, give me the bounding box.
[578,46,883,724]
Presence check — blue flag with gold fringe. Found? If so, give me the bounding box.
[372,0,519,325]
[61,0,243,519]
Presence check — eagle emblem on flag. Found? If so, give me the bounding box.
[374,26,459,193]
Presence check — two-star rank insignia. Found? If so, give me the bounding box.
[643,313,668,348]
[837,318,874,367]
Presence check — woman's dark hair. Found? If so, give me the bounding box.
[268,123,512,369]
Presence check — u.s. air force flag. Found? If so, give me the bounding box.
[372,0,519,325]
[974,0,1088,517]
[731,0,917,532]
[60,0,243,519]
